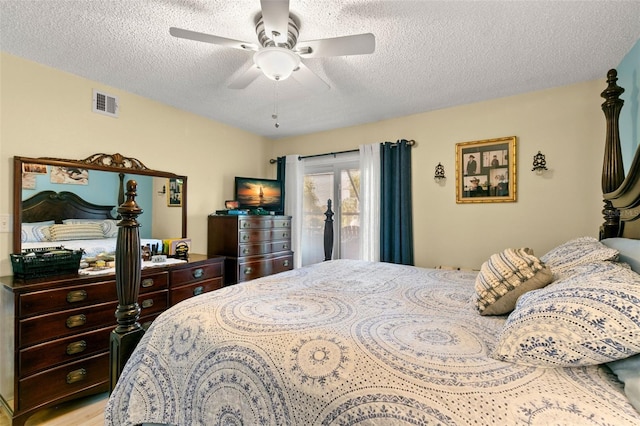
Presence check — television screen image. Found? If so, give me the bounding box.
[235,177,283,212]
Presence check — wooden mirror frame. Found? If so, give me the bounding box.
[13,153,187,253]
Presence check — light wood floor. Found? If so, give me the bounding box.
[0,392,107,426]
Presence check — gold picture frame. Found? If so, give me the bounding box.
[456,136,517,203]
[167,178,183,207]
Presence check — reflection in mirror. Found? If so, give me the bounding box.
[13,154,187,254]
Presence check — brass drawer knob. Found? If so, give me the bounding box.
[283,244,288,249]
[283,260,289,267]
[244,267,253,275]
[66,290,87,303]
[66,368,87,384]
[193,286,204,296]
[66,340,87,355]
[242,234,250,241]
[141,278,154,288]
[241,222,250,228]
[66,314,87,328]
[192,268,204,279]
[141,299,154,309]
[242,248,250,255]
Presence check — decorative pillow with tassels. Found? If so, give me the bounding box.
[475,247,553,315]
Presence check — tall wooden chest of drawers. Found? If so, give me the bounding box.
[0,254,223,426]
[207,215,294,284]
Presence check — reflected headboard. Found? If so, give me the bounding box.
[22,190,117,224]
[601,69,640,240]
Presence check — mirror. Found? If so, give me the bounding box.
[13,153,187,253]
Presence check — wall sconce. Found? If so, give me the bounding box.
[158,185,166,195]
[532,151,548,175]
[434,162,446,183]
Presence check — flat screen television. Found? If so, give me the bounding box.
[234,176,283,213]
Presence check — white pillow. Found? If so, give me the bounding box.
[540,236,618,278]
[100,219,119,238]
[21,221,54,243]
[492,261,640,367]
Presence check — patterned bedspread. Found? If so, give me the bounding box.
[105,260,640,425]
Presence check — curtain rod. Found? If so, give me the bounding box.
[269,139,416,164]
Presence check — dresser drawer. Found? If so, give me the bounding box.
[270,240,291,252]
[19,279,117,317]
[18,352,109,411]
[238,240,290,257]
[239,229,291,243]
[19,326,112,377]
[239,229,272,243]
[237,258,271,283]
[170,261,223,286]
[138,289,168,317]
[272,218,291,228]
[238,217,273,229]
[170,277,224,305]
[139,272,169,294]
[237,217,291,229]
[19,301,117,347]
[270,228,291,241]
[140,312,163,330]
[271,254,294,274]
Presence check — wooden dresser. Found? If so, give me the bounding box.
[0,254,223,426]
[207,215,293,284]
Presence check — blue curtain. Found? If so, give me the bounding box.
[276,156,286,210]
[380,140,414,265]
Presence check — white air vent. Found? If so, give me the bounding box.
[92,89,119,117]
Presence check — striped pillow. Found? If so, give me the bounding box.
[49,223,105,241]
[63,219,119,238]
[475,247,553,315]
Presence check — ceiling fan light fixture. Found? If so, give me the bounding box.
[253,47,300,81]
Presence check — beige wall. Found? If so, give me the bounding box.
[0,53,269,276]
[0,52,610,274]
[270,80,607,269]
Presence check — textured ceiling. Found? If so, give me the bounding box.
[1,1,640,139]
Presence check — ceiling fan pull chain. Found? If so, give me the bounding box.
[272,81,280,128]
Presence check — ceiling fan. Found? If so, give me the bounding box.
[169,0,375,92]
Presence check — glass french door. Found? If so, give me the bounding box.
[301,155,360,266]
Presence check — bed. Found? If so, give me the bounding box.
[104,69,640,425]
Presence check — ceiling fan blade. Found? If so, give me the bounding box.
[297,33,375,58]
[169,27,257,51]
[291,62,330,93]
[260,0,290,44]
[228,65,263,89]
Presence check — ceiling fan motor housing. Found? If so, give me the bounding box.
[256,16,299,49]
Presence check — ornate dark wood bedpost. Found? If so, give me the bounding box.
[109,180,144,392]
[600,69,625,239]
[324,199,334,261]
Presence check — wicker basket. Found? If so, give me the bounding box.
[10,246,84,279]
